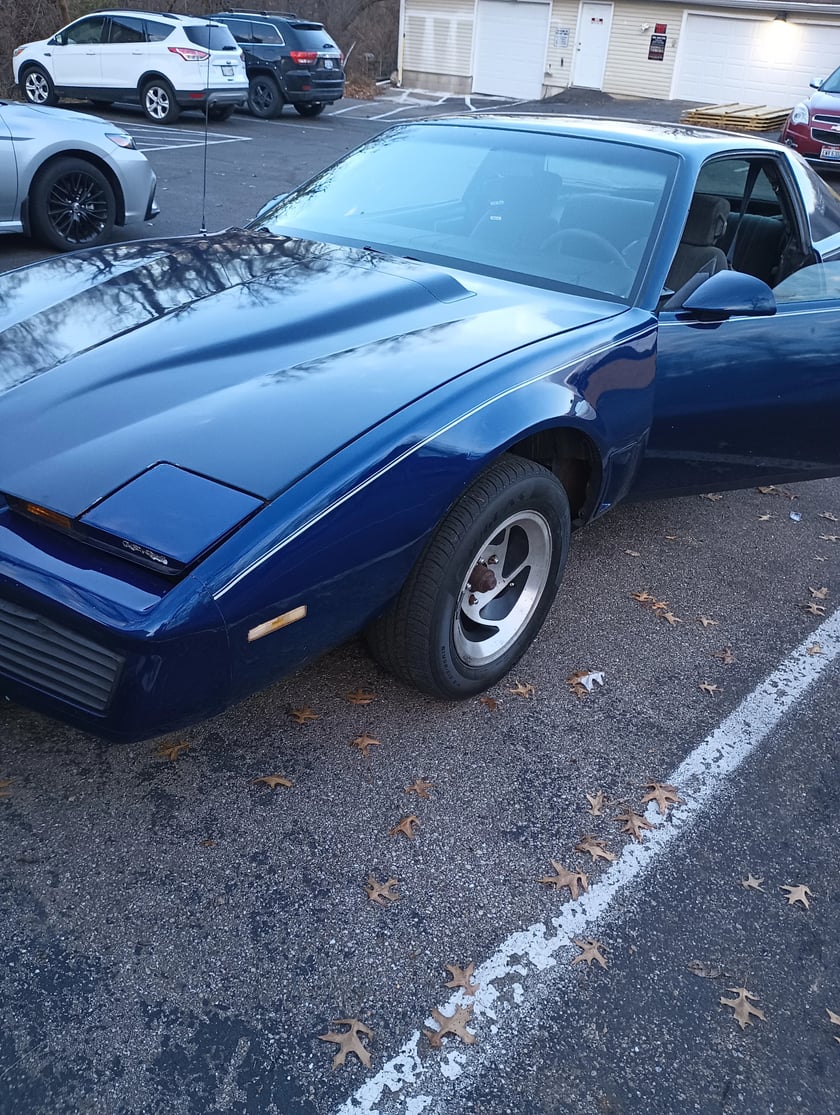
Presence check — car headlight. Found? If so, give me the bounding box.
[790,102,810,126]
[13,46,26,58]
[107,132,137,150]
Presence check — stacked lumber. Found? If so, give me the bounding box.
[680,103,792,131]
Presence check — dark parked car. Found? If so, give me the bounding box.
[1,117,840,743]
[214,10,344,118]
[781,65,840,169]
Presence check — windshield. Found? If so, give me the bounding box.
[253,124,677,301]
[820,65,840,94]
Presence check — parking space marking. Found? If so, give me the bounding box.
[123,122,253,151]
[336,607,840,1114]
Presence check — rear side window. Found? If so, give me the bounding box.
[219,18,253,43]
[184,24,239,51]
[287,26,339,51]
[108,15,146,45]
[145,19,172,43]
[252,21,284,45]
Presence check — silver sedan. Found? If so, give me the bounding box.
[0,99,157,251]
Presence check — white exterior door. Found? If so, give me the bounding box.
[574,2,613,90]
[673,14,840,105]
[472,0,550,100]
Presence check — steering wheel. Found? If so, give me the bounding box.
[545,228,628,268]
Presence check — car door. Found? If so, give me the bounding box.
[634,153,840,496]
[0,110,17,223]
[51,15,106,90]
[100,14,148,94]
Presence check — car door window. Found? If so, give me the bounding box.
[222,18,254,44]
[773,260,840,302]
[108,15,147,45]
[252,21,284,45]
[64,17,107,45]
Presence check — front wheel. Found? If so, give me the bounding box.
[366,455,570,698]
[29,157,116,251]
[141,78,181,124]
[294,101,325,117]
[21,66,57,107]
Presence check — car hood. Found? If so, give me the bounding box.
[0,230,623,517]
[807,89,840,114]
[0,99,118,131]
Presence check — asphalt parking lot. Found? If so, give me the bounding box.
[1,89,839,1115]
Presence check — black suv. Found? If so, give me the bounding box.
[213,10,344,118]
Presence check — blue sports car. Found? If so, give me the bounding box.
[1,116,839,742]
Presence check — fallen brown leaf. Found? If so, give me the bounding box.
[155,740,190,761]
[444,963,479,996]
[818,511,839,522]
[699,682,721,696]
[364,876,401,906]
[701,492,723,501]
[624,549,641,557]
[575,835,617,863]
[741,874,765,892]
[0,779,11,798]
[567,669,605,697]
[781,883,813,909]
[809,586,829,599]
[807,643,824,656]
[687,959,724,979]
[571,938,608,969]
[819,534,840,542]
[757,513,773,521]
[538,860,589,899]
[803,602,827,617]
[424,1004,476,1048]
[713,647,735,665]
[631,590,657,604]
[698,615,719,628]
[478,696,499,711]
[344,688,376,705]
[319,1019,373,1070]
[642,781,682,815]
[404,778,434,800]
[508,682,535,698]
[828,1008,840,1043]
[389,815,420,840]
[585,790,608,816]
[661,611,682,626]
[289,706,319,725]
[615,809,654,842]
[351,733,380,758]
[720,987,766,1030]
[253,775,293,790]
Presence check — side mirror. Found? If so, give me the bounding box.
[809,76,824,89]
[680,270,776,320]
[253,194,286,222]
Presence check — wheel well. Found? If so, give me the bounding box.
[507,428,602,523]
[138,72,173,92]
[248,68,283,86]
[27,152,126,228]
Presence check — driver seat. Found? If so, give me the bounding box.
[665,193,730,293]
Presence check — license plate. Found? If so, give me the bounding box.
[820,145,840,160]
[221,64,234,76]
[323,58,333,69]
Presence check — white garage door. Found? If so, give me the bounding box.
[473,0,550,100]
[673,14,840,106]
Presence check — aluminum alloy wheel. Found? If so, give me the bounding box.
[25,72,50,103]
[453,510,553,667]
[145,86,170,120]
[46,171,110,245]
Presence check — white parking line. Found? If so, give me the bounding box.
[335,607,840,1114]
[123,122,252,151]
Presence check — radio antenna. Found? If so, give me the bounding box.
[199,12,212,234]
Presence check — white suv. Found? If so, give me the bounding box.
[13,10,248,124]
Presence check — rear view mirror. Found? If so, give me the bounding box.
[809,76,825,89]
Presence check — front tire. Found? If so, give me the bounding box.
[247,75,283,118]
[140,78,181,124]
[294,102,325,117]
[29,157,116,251]
[21,65,57,107]
[366,455,570,698]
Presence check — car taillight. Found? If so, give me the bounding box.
[168,46,210,61]
[290,51,318,65]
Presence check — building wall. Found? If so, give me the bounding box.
[402,0,474,92]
